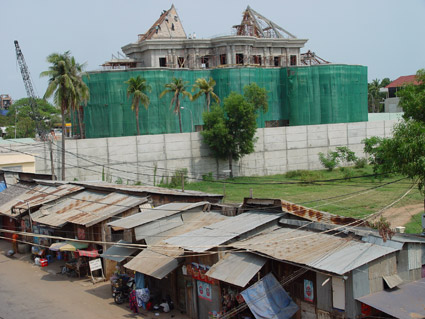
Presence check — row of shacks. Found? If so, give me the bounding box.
[1,171,425,319]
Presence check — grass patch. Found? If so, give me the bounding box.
[404,211,424,234]
[183,166,423,219]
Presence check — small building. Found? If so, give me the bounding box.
[383,74,418,113]
[0,94,12,110]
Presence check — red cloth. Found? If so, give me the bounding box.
[78,249,99,258]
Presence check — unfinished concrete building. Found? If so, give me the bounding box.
[122,5,308,69]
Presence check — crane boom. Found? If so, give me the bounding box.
[14,40,45,138]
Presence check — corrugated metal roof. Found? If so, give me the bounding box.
[206,252,266,287]
[108,202,208,230]
[0,184,83,217]
[124,249,181,279]
[164,211,283,253]
[72,181,223,198]
[125,211,228,279]
[0,183,33,206]
[232,227,400,275]
[100,240,139,263]
[31,190,147,227]
[357,278,425,319]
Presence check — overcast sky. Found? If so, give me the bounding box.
[2,0,424,101]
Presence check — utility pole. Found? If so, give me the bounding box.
[49,130,55,180]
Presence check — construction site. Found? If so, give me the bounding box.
[82,5,367,138]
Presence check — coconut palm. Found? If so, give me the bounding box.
[192,77,220,112]
[41,51,81,180]
[125,76,151,136]
[160,77,192,133]
[69,57,89,138]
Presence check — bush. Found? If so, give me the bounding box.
[202,172,214,182]
[354,158,367,169]
[285,170,308,178]
[318,152,339,171]
[300,170,322,184]
[340,167,355,180]
[168,168,188,188]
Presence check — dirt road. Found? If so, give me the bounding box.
[379,203,423,228]
[0,240,187,319]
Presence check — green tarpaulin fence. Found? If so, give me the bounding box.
[79,65,367,138]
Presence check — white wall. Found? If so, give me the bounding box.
[0,120,398,186]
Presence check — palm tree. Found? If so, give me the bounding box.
[41,51,80,180]
[69,57,89,138]
[160,77,192,133]
[192,77,220,112]
[125,76,151,136]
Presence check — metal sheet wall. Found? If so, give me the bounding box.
[368,253,397,293]
[316,273,332,312]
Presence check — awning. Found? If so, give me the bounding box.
[383,274,403,289]
[206,252,266,287]
[78,249,99,258]
[124,249,181,280]
[50,241,88,252]
[357,278,425,319]
[100,240,138,263]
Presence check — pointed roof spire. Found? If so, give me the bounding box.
[138,4,187,42]
[234,6,296,39]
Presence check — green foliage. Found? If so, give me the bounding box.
[168,168,188,188]
[318,151,339,171]
[160,77,192,133]
[364,120,425,193]
[404,211,424,234]
[398,69,425,122]
[202,172,214,182]
[340,167,355,180]
[368,78,390,113]
[318,146,358,171]
[284,170,307,178]
[115,177,123,184]
[3,98,60,139]
[300,170,322,184]
[243,83,269,113]
[125,76,151,136]
[192,77,220,112]
[153,163,158,186]
[354,158,368,169]
[202,91,258,177]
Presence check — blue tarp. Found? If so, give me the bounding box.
[0,182,6,192]
[241,273,299,319]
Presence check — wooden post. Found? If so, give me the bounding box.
[223,183,226,203]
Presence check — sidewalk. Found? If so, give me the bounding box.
[0,239,190,319]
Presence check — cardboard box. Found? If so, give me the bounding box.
[40,258,48,267]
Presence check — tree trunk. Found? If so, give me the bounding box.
[177,99,182,133]
[229,153,233,178]
[61,102,66,180]
[77,106,84,139]
[206,94,210,112]
[136,106,140,135]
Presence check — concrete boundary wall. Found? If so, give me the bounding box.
[0,120,398,185]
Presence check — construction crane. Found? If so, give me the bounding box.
[14,40,45,139]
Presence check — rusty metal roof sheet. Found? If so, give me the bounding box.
[280,199,365,226]
[357,278,425,319]
[164,211,283,253]
[71,181,223,198]
[206,252,266,287]
[0,184,83,217]
[31,190,148,227]
[232,227,399,275]
[100,240,139,263]
[242,198,366,227]
[108,202,209,230]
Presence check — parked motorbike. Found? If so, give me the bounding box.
[112,275,135,304]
